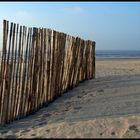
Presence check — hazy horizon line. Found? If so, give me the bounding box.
[96,49,140,51]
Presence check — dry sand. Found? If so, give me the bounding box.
[0,58,140,138]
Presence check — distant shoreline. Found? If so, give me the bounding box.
[95,50,140,60]
[96,57,140,61]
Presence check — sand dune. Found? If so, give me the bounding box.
[0,59,140,138]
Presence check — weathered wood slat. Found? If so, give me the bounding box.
[17,26,25,119]
[39,28,45,107]
[50,30,55,101]
[43,28,48,105]
[35,28,41,110]
[14,26,22,119]
[29,27,37,113]
[22,28,31,116]
[45,29,50,103]
[67,37,75,89]
[4,22,14,124]
[71,37,80,88]
[0,20,9,125]
[59,33,66,94]
[13,24,19,119]
[28,28,36,114]
[55,32,61,96]
[53,31,58,96]
[21,27,30,117]
[8,23,16,123]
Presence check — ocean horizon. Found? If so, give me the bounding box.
[96,50,140,59]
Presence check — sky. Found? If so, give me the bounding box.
[0,2,140,50]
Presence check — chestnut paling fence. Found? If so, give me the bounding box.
[0,20,95,126]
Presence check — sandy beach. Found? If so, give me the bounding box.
[0,58,140,138]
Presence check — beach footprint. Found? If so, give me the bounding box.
[5,134,16,139]
[21,129,30,134]
[73,106,82,110]
[97,89,104,92]
[111,131,116,136]
[77,95,82,99]
[129,125,139,133]
[0,130,8,135]
[30,133,37,137]
[37,121,47,126]
[42,113,51,118]
[45,129,50,133]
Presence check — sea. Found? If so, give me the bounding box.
[96,50,140,59]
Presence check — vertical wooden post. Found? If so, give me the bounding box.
[14,25,22,119]
[0,20,9,126]
[8,23,16,123]
[93,41,96,79]
[17,26,25,119]
[23,28,32,116]
[12,24,19,120]
[3,22,14,124]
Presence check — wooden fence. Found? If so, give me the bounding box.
[0,20,95,126]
